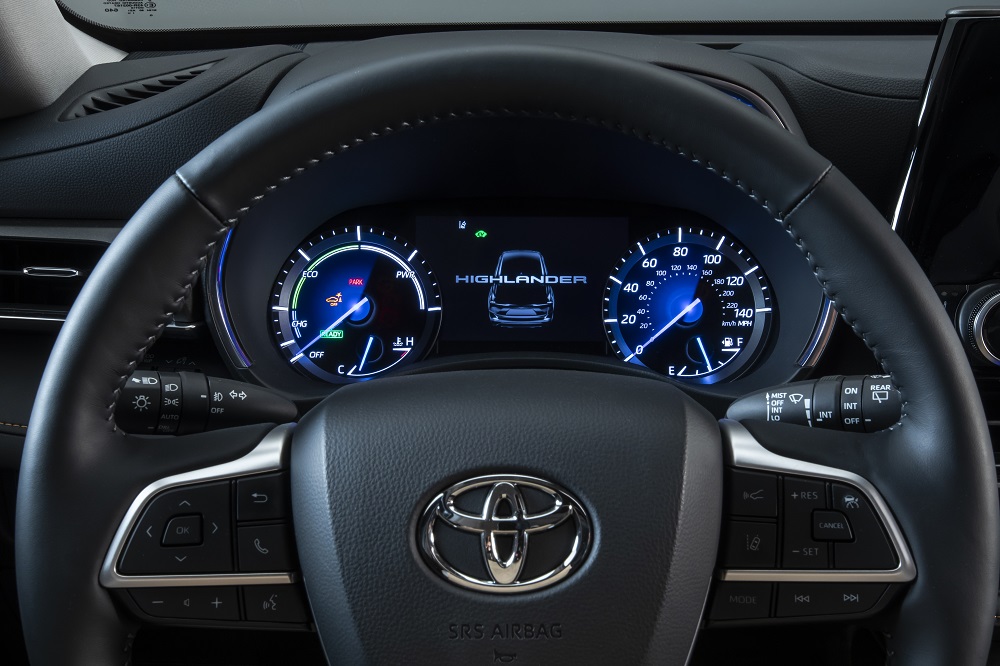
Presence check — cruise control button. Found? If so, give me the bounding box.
[238,524,296,572]
[709,582,772,620]
[130,587,239,621]
[831,484,897,570]
[723,521,776,568]
[244,585,310,623]
[162,515,202,546]
[728,469,778,518]
[782,477,828,569]
[813,510,853,542]
[776,583,887,617]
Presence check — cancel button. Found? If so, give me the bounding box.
[812,510,854,542]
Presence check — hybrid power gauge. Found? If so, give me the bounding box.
[270,226,442,383]
[604,227,773,384]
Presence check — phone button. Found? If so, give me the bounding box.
[237,524,295,572]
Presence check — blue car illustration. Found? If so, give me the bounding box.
[487,250,555,326]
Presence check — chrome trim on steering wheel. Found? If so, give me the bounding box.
[99,424,295,589]
[720,419,916,584]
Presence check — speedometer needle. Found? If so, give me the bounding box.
[636,298,702,353]
[296,297,370,356]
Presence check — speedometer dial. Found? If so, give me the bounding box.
[603,227,773,384]
[270,226,442,384]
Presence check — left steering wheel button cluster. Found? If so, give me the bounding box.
[119,482,233,575]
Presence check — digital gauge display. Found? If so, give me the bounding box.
[269,227,442,383]
[603,227,773,384]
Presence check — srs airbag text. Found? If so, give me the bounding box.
[448,623,563,640]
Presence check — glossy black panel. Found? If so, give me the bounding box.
[895,12,1000,285]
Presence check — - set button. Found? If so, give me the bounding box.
[782,477,828,569]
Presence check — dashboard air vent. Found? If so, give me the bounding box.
[0,238,107,325]
[59,63,215,121]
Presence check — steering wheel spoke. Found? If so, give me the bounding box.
[98,424,311,628]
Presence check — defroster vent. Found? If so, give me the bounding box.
[59,62,216,121]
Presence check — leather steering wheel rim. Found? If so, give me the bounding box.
[16,42,999,665]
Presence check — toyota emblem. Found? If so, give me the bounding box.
[418,474,592,593]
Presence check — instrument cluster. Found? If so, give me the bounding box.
[214,201,832,398]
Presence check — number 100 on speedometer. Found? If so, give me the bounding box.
[603,227,773,384]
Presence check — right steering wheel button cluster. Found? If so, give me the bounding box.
[711,420,914,625]
[722,469,898,575]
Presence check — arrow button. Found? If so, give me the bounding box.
[119,480,233,575]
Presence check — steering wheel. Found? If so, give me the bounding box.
[15,43,999,665]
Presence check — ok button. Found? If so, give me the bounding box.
[162,515,203,546]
